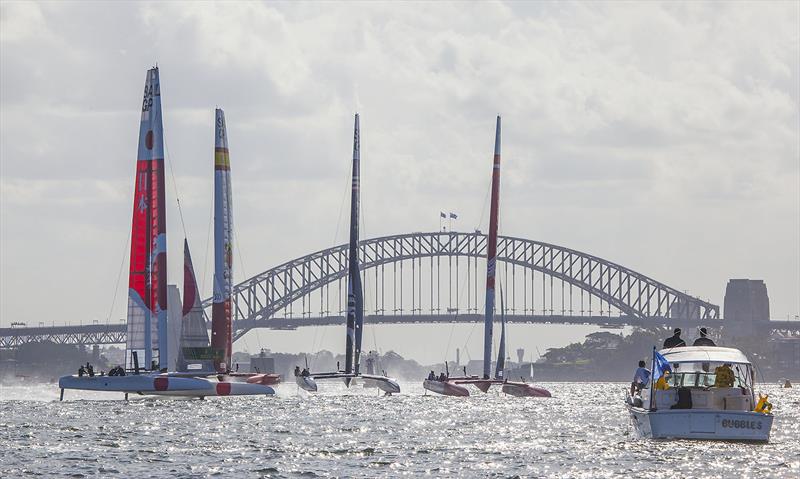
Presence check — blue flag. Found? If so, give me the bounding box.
[652,347,672,382]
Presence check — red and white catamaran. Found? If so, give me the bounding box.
[423,116,550,398]
[59,67,274,399]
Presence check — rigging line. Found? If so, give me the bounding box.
[200,189,213,295]
[331,163,351,247]
[162,134,188,238]
[105,212,132,325]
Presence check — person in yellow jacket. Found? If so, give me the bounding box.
[655,370,671,390]
[714,363,735,388]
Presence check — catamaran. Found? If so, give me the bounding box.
[423,116,550,398]
[59,67,273,399]
[626,346,774,442]
[298,114,400,395]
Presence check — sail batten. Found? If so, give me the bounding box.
[483,115,501,379]
[211,109,234,373]
[126,67,168,371]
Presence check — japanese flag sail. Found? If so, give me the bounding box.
[211,108,234,373]
[126,67,168,370]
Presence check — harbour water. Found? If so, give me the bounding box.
[1,382,797,478]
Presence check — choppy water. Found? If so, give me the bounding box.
[0,382,797,478]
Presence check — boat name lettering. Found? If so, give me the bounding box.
[721,419,762,430]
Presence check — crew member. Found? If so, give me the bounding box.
[294,366,301,377]
[692,327,716,346]
[427,371,436,381]
[438,372,446,381]
[655,370,671,390]
[714,363,735,388]
[630,360,651,397]
[78,365,85,377]
[663,328,686,348]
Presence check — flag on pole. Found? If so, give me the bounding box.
[449,212,458,219]
[652,347,672,382]
[440,212,446,218]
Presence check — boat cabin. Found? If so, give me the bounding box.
[649,347,756,412]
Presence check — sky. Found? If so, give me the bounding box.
[1,1,798,362]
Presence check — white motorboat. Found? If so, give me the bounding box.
[626,346,774,442]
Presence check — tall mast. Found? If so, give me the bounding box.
[211,108,234,373]
[483,115,501,379]
[126,66,167,371]
[344,113,364,380]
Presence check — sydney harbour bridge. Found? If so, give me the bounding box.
[3,231,758,349]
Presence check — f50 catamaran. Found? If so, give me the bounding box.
[59,67,274,399]
[297,114,400,395]
[423,116,550,398]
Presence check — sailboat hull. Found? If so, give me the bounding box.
[58,374,211,393]
[501,382,551,397]
[295,376,318,392]
[423,379,470,397]
[361,374,401,394]
[148,381,274,397]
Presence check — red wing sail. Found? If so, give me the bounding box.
[126,67,168,371]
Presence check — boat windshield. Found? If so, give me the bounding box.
[667,361,753,388]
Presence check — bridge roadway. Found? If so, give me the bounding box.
[2,315,798,348]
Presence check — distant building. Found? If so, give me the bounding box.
[723,279,770,338]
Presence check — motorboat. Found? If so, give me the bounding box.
[626,346,774,442]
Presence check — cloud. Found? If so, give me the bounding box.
[1,1,798,335]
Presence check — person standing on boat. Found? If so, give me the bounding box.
[630,360,651,397]
[294,366,301,377]
[427,371,435,381]
[692,327,716,346]
[663,328,686,348]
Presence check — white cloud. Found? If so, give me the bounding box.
[1,1,798,341]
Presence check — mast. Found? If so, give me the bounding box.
[344,113,364,381]
[177,239,211,372]
[126,66,167,371]
[495,284,506,379]
[211,108,234,373]
[483,115,501,379]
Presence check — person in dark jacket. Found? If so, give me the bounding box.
[692,327,716,346]
[663,328,686,348]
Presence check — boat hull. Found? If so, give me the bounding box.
[423,379,470,397]
[501,382,551,397]
[58,374,211,393]
[627,405,773,442]
[149,381,274,397]
[295,376,318,392]
[361,374,401,394]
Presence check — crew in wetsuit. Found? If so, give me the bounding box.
[692,327,716,346]
[427,371,436,381]
[301,368,310,377]
[663,328,686,348]
[294,366,301,377]
[438,372,446,381]
[78,365,85,377]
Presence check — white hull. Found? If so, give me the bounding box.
[295,376,318,392]
[423,379,470,397]
[59,374,274,398]
[149,381,274,397]
[58,374,211,393]
[361,374,400,394]
[627,405,773,442]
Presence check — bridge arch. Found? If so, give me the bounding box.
[203,232,720,340]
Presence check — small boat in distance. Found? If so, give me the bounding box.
[626,346,774,442]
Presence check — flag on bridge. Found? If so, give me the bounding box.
[440,212,446,218]
[449,212,458,219]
